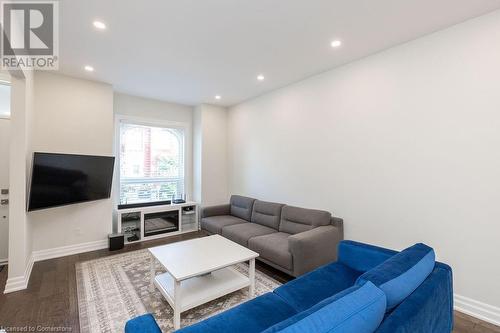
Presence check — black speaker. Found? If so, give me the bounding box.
[108,233,124,251]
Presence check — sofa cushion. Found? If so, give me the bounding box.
[125,314,162,333]
[279,206,331,235]
[375,263,453,333]
[175,292,297,333]
[248,232,292,270]
[222,223,276,247]
[274,262,363,313]
[251,200,284,230]
[264,282,386,333]
[201,215,247,235]
[230,195,256,221]
[356,243,435,311]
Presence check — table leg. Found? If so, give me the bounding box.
[249,258,255,298]
[174,280,182,329]
[150,255,155,290]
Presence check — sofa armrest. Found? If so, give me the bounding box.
[288,225,342,277]
[374,263,453,333]
[201,204,231,218]
[331,217,344,235]
[125,314,162,333]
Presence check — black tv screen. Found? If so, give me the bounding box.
[28,152,115,211]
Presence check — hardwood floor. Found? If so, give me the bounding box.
[454,312,500,333]
[0,231,498,333]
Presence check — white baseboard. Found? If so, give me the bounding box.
[4,254,34,294]
[0,258,7,265]
[32,239,108,262]
[455,294,500,327]
[4,239,107,294]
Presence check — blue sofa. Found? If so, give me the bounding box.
[125,240,453,333]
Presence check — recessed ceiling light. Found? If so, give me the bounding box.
[330,40,342,48]
[215,95,221,100]
[84,65,94,72]
[257,74,265,81]
[93,21,107,30]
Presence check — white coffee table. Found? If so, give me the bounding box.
[149,235,259,330]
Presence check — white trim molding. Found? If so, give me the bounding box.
[32,239,108,262]
[455,294,500,327]
[4,254,34,294]
[3,239,108,294]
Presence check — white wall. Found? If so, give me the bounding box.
[29,72,114,252]
[0,119,9,262]
[193,104,229,206]
[0,72,11,264]
[228,10,500,318]
[24,71,34,270]
[193,107,202,203]
[6,69,34,292]
[114,92,193,123]
[113,93,194,200]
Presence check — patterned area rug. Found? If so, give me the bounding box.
[76,249,281,333]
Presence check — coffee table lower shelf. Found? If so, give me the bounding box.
[154,267,250,312]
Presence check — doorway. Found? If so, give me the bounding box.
[0,81,11,265]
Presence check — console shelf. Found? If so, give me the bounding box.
[115,202,199,244]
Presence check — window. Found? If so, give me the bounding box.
[119,121,185,205]
[0,82,11,119]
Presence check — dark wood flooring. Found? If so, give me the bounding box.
[0,231,498,333]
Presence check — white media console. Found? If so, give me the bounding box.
[115,202,199,244]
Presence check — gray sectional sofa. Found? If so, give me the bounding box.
[201,195,344,277]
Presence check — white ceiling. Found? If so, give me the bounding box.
[59,0,500,107]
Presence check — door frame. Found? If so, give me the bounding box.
[0,78,10,265]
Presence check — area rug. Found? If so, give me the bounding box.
[76,249,281,333]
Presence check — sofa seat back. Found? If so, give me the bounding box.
[230,195,256,221]
[279,205,331,234]
[251,200,285,230]
[338,240,397,273]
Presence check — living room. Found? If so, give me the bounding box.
[0,1,499,333]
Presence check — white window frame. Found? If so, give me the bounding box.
[114,115,191,206]
[0,79,11,120]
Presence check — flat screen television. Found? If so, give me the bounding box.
[28,152,115,211]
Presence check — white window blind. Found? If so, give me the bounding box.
[119,121,185,205]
